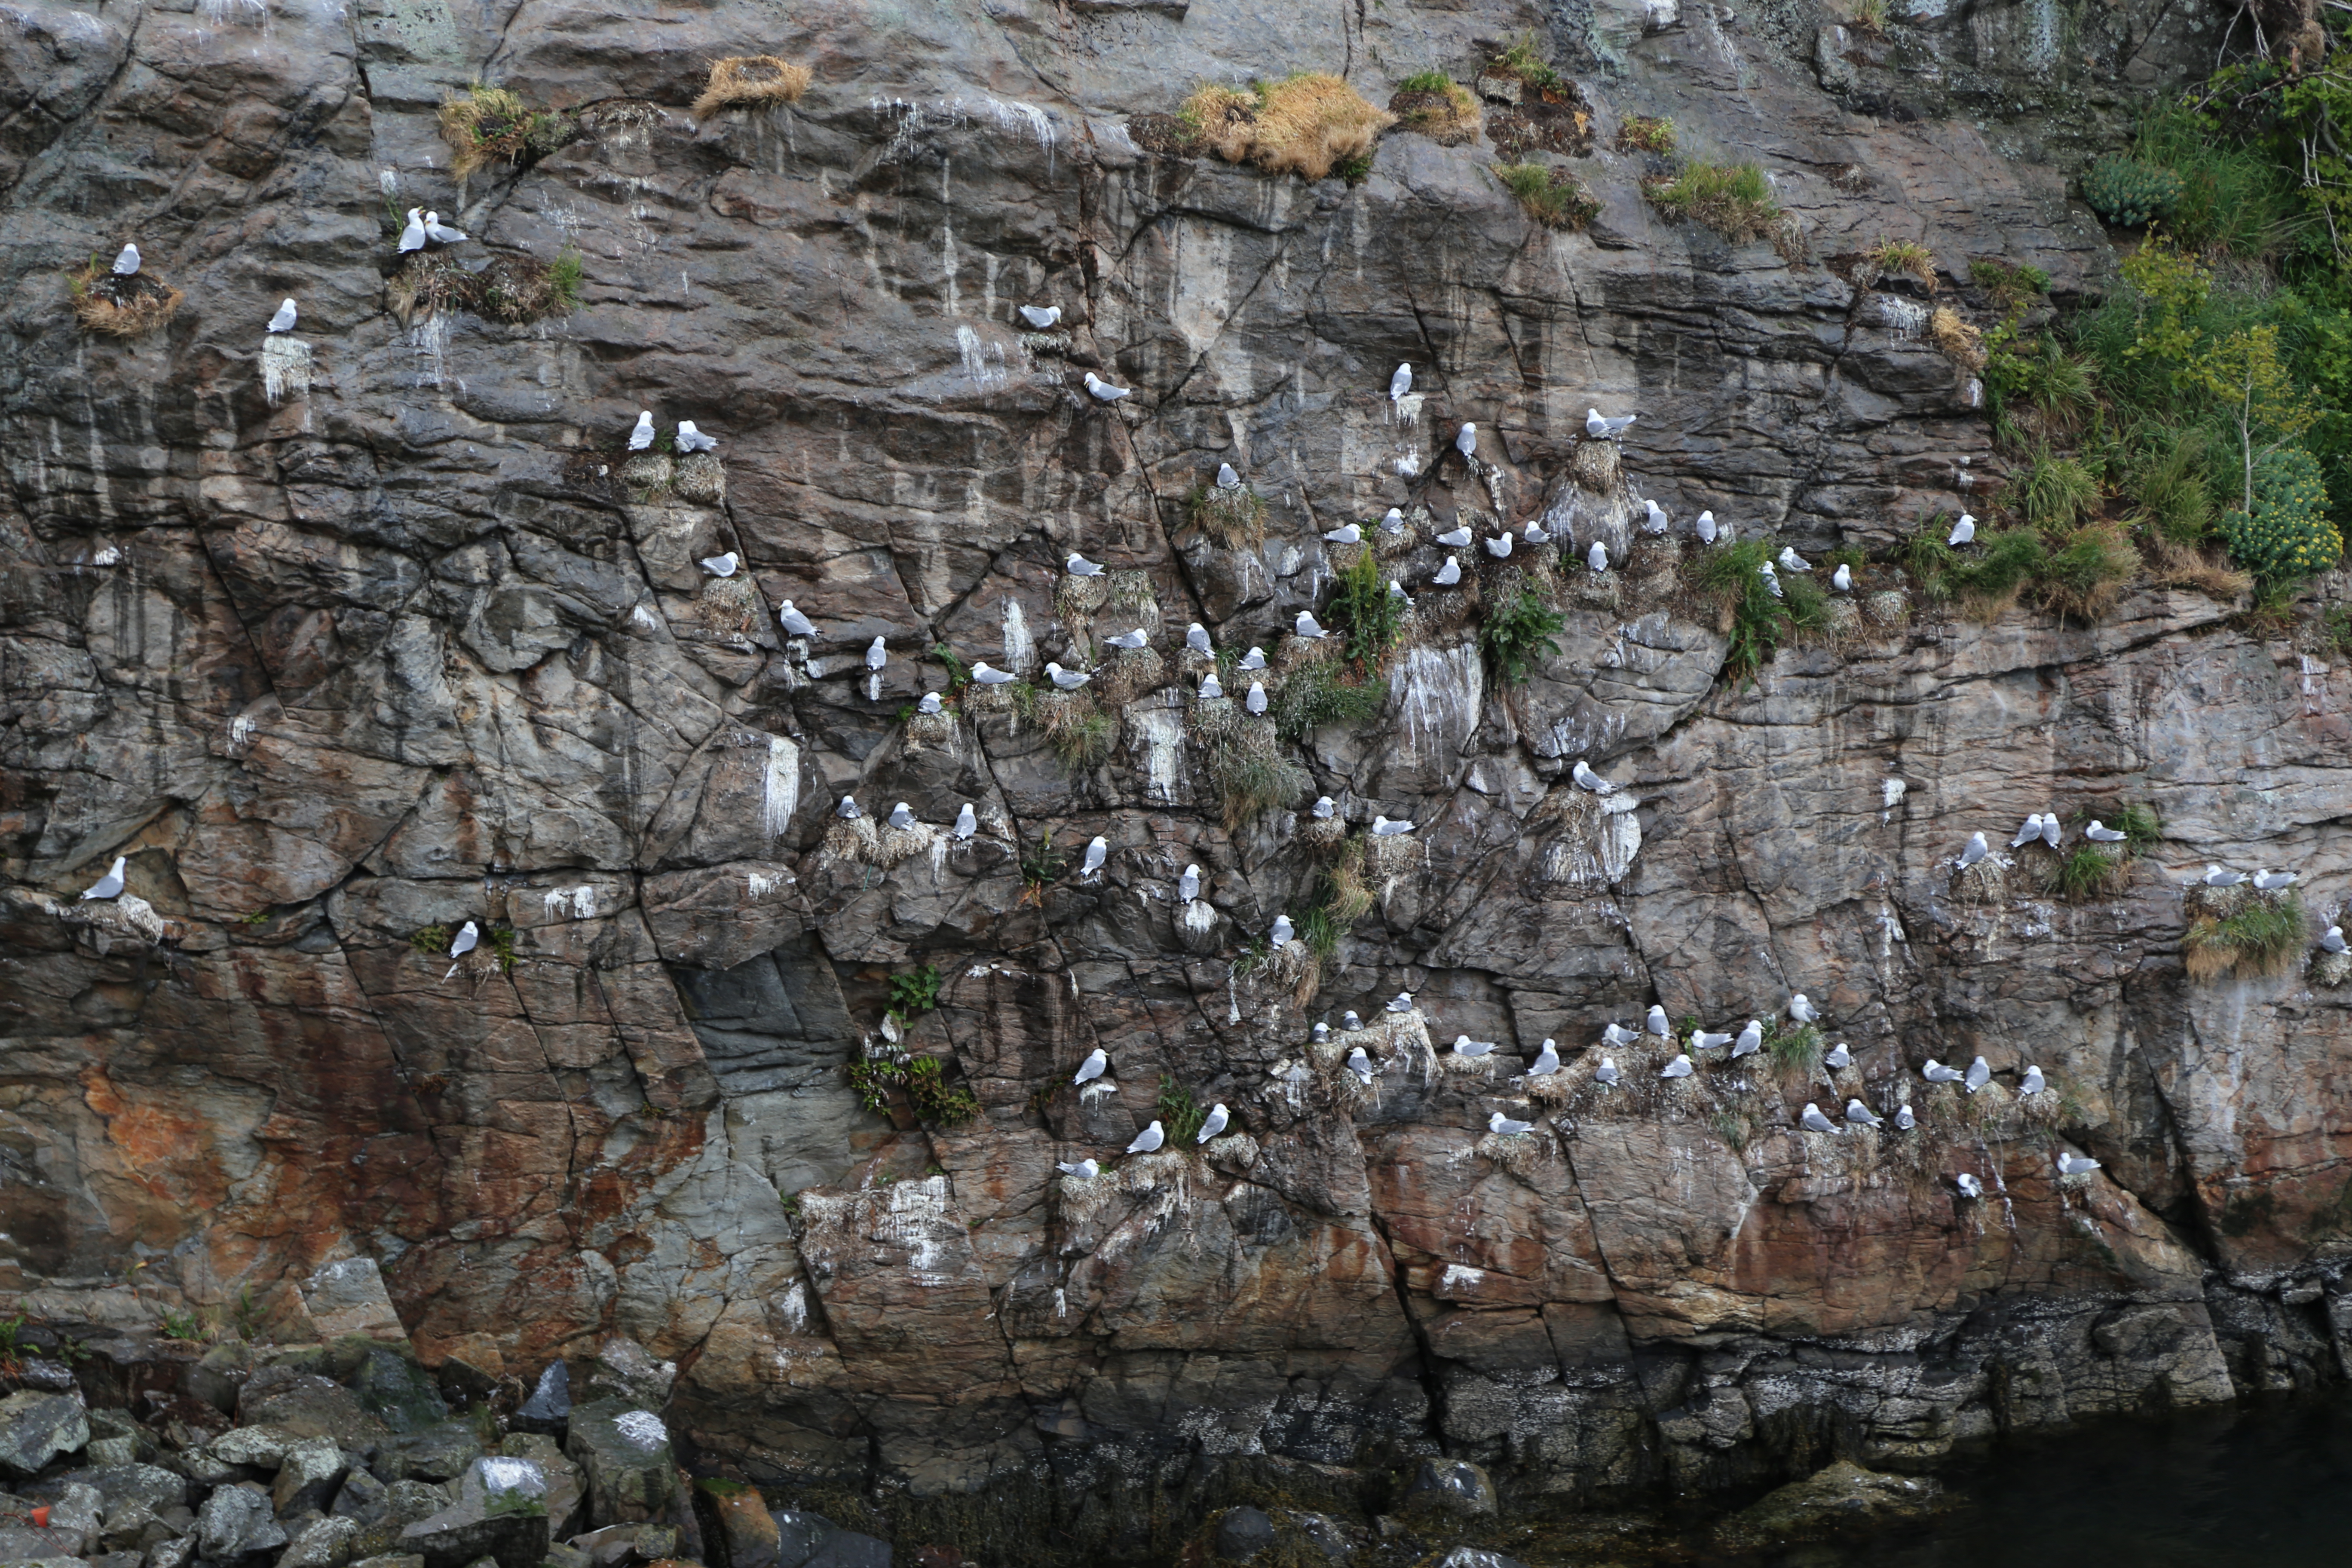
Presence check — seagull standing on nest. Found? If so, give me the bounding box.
[628,412,655,451]
[1019,304,1062,328]
[1390,363,1412,400]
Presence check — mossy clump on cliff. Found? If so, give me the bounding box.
[1186,479,1269,548]
[1492,162,1601,230]
[694,56,812,119]
[1645,161,1796,256]
[2185,890,2304,982]
[388,250,583,326]
[1387,74,1481,146]
[439,83,575,185]
[1173,74,1394,182]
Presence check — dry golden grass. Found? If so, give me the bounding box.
[2147,536,2253,600]
[1182,75,1394,181]
[1388,81,1482,145]
[695,56,812,118]
[70,266,181,338]
[1928,306,1986,371]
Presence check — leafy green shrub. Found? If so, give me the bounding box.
[2082,156,2182,227]
[1478,589,1565,685]
[1493,162,1600,230]
[2220,446,2340,587]
[849,1053,978,1125]
[1327,549,1403,666]
[1271,661,1386,740]
[409,924,452,957]
[1698,537,1829,682]
[1764,1019,1822,1072]
[888,964,942,1019]
[2129,104,2297,261]
[2043,845,2125,901]
[1157,1075,1210,1145]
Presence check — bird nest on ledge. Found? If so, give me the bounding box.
[70,265,181,338]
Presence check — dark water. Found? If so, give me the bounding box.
[1750,1396,2352,1568]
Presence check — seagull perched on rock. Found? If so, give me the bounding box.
[1734,1020,1764,1058]
[777,600,817,637]
[1603,1023,1638,1048]
[675,421,717,452]
[1528,1040,1560,1076]
[1105,628,1149,650]
[1436,524,1473,549]
[1571,759,1615,794]
[1488,1110,1534,1136]
[398,208,427,251]
[1175,865,1203,904]
[1958,832,1989,869]
[1588,542,1609,573]
[866,636,887,672]
[2085,820,2128,842]
[1199,673,1224,700]
[1246,681,1268,715]
[1484,532,1513,559]
[1948,513,1976,546]
[1433,556,1463,586]
[1295,611,1329,640]
[1452,1035,1495,1058]
[836,796,862,821]
[1056,1158,1098,1180]
[1074,1048,1108,1085]
[1831,563,1852,591]
[1197,1104,1229,1142]
[1343,1011,1363,1031]
[1271,914,1294,944]
[2056,1150,2101,1176]
[1587,407,1635,438]
[1347,1046,1375,1082]
[2323,925,2348,954]
[1387,992,1414,1013]
[628,411,655,451]
[1779,546,1813,573]
[953,803,977,839]
[1081,836,1108,876]
[1643,499,1669,535]
[1801,1102,1841,1134]
[1045,662,1090,690]
[1691,1026,1733,1054]
[971,663,1017,684]
[2255,869,2298,891]
[2203,865,2246,887]
[1390,363,1413,400]
[1217,462,1242,490]
[112,241,150,276]
[1647,1005,1670,1037]
[1923,1059,1963,1084]
[1790,994,1820,1024]
[1371,816,1416,836]
[442,920,478,977]
[1955,1173,1984,1198]
[1066,553,1103,577]
[267,299,298,333]
[1522,520,1551,545]
[701,552,740,577]
[1846,1098,1881,1128]
[423,211,468,244]
[1380,507,1407,533]
[1324,523,1362,545]
[1313,796,1337,820]
[80,857,127,901]
[1389,579,1410,604]
[1083,371,1130,402]
[2020,1064,2046,1096]
[1019,304,1062,328]
[1824,1042,1852,1071]
[1126,1121,1165,1154]
[1660,1054,1694,1079]
[1238,646,1268,670]
[1965,1056,1991,1094]
[2041,815,2061,848]
[888,802,916,830]
[2011,813,2045,849]
[1894,1104,1916,1130]
[1695,510,1718,544]
[1455,423,1478,460]
[1759,561,1782,598]
[1595,1055,1621,1087]
[1186,623,1213,655]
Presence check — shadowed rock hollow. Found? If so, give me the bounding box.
[5,0,2352,1555]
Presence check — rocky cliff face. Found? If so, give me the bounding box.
[5,0,2348,1545]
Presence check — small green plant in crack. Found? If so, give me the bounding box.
[487,925,517,974]
[1271,659,1387,741]
[1018,828,1066,906]
[240,910,272,925]
[888,964,942,1020]
[1478,588,1566,686]
[409,924,453,957]
[1157,1074,1209,1146]
[1764,1018,1824,1073]
[1328,549,1403,668]
[159,1309,205,1343]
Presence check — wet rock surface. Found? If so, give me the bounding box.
[2,0,2351,1558]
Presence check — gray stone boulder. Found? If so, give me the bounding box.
[199,1482,291,1559]
[495,1436,582,1540]
[0,1523,89,1561]
[273,1437,349,1514]
[580,1342,673,1412]
[279,1513,361,1568]
[771,1510,888,1568]
[1710,1459,1945,1551]
[210,1427,298,1468]
[0,1392,89,1479]
[396,1456,550,1568]
[236,1371,386,1448]
[349,1353,448,1438]
[513,1365,569,1437]
[1213,1505,1274,1561]
[561,1403,675,1528]
[44,1480,104,1551]
[373,1424,481,1485]
[330,1467,390,1525]
[567,1522,673,1568]
[1397,1458,1496,1519]
[149,1536,199,1568]
[49,1464,190,1516]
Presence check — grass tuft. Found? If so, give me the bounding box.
[1186,480,1268,548]
[1697,537,1830,683]
[1180,74,1394,182]
[2184,892,2305,982]
[68,263,182,338]
[1388,77,1482,145]
[1614,114,1675,153]
[694,56,812,118]
[1865,236,1936,288]
[1493,162,1600,230]
[438,83,574,185]
[1645,161,1785,248]
[1478,588,1566,685]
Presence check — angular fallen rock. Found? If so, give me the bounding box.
[0,1391,90,1478]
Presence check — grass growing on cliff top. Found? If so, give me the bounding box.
[1614,114,1675,154]
[1270,660,1386,741]
[438,83,574,184]
[1764,1019,1823,1073]
[1645,161,1788,251]
[2042,845,2128,901]
[1178,74,1394,182]
[1493,163,1601,230]
[1697,538,1830,683]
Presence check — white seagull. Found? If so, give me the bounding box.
[1778,546,1813,573]
[113,242,141,275]
[1387,992,1414,1013]
[1922,1060,1963,1084]
[1646,1005,1669,1037]
[1019,304,1062,328]
[1759,561,1782,598]
[1528,1040,1560,1076]
[1523,521,1551,545]
[1483,533,1513,559]
[1595,1056,1620,1087]
[2085,820,2127,842]
[953,803,978,839]
[866,636,887,671]
[2020,1064,2045,1096]
[1325,523,1362,545]
[1894,1105,1916,1130]
[1347,1047,1375,1082]
[1126,1121,1165,1154]
[888,802,916,830]
[1197,1104,1229,1142]
[1789,993,1820,1024]
[1186,623,1213,655]
[1295,611,1329,640]
[1066,554,1103,577]
[1955,1173,1984,1198]
[1179,865,1201,903]
[778,600,817,637]
[2255,869,2297,891]
[701,552,739,577]
[676,421,717,452]
[1106,628,1149,649]
[1586,407,1635,438]
[1643,499,1669,535]
[1691,1026,1732,1054]
[1488,1110,1534,1136]
[1056,1158,1098,1180]
[1246,681,1268,715]
[1571,759,1614,794]
[1217,463,1241,489]
[1075,1048,1108,1085]
[1083,372,1130,402]
[1370,816,1416,836]
[1271,915,1294,944]
[1343,1012,1363,1031]
[1801,1102,1841,1134]
[1436,525,1473,548]
[628,412,655,451]
[2057,1150,2101,1177]
[1695,510,1718,543]
[1845,1098,1881,1128]
[1948,513,1976,546]
[836,796,862,820]
[1659,1054,1694,1079]
[1603,1022,1638,1047]
[1380,507,1406,533]
[267,299,298,334]
[1433,557,1463,586]
[1455,423,1477,459]
[1964,1056,1991,1095]
[2011,813,2045,849]
[970,663,1017,685]
[2203,865,2245,887]
[80,857,128,901]
[1313,797,1337,820]
[1390,363,1412,400]
[422,211,467,244]
[449,920,478,957]
[2041,815,2061,849]
[1452,1035,1495,1058]
[398,209,426,252]
[1045,662,1090,690]
[1198,673,1224,699]
[1958,832,1990,869]
[2322,925,2348,954]
[1831,563,1852,591]
[1081,836,1108,876]
[1733,1020,1763,1057]
[1238,646,1268,670]
[1823,1042,1851,1070]
[1588,542,1608,573]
